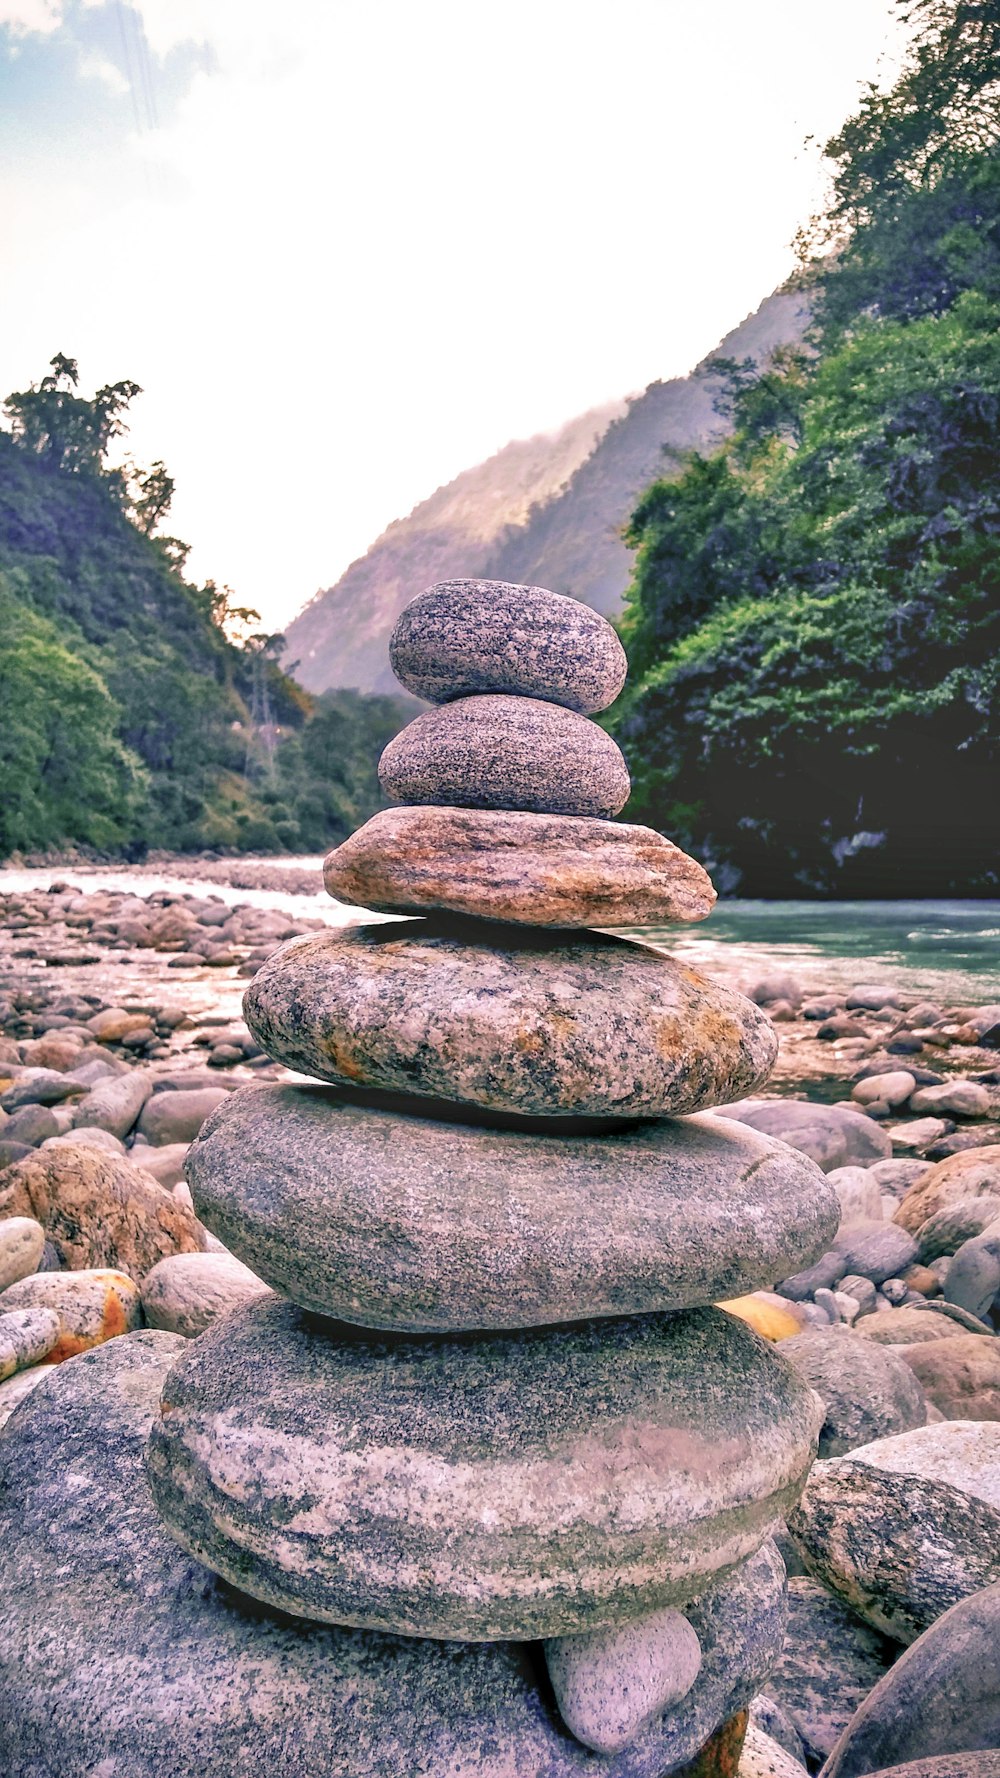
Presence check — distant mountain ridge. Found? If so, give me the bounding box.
[282,401,625,695]
[283,286,809,693]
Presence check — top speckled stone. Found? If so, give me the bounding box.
[389,580,628,714]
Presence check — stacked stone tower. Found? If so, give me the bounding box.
[146,579,838,1774]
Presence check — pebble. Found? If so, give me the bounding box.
[0,1268,141,1360]
[243,924,778,1121]
[890,1117,953,1151]
[910,1080,992,1118]
[2,1103,60,1146]
[388,579,628,713]
[714,1100,891,1172]
[942,1228,1000,1320]
[323,806,716,928]
[900,1332,1000,1422]
[0,1216,46,1291]
[836,1275,878,1315]
[834,1221,918,1285]
[895,1147,1000,1234]
[0,1333,787,1778]
[746,974,803,1009]
[0,1069,85,1110]
[788,1421,1000,1643]
[738,1722,809,1778]
[826,1166,884,1228]
[187,1084,837,1330]
[43,1124,125,1155]
[544,1607,703,1755]
[71,1068,152,1138]
[0,1305,61,1379]
[846,987,902,1011]
[852,1072,915,1110]
[915,1195,1000,1260]
[780,1326,927,1457]
[141,1251,271,1338]
[0,1142,203,1278]
[378,693,631,818]
[137,1086,230,1145]
[0,1363,48,1428]
[147,1296,822,1640]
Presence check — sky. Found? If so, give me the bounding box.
[1,0,906,631]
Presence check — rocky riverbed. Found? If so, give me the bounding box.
[1,872,999,1776]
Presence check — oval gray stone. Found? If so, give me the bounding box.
[543,1606,703,1755]
[146,1296,821,1640]
[187,1086,839,1331]
[388,579,628,714]
[140,1251,272,1339]
[0,1216,45,1292]
[0,1333,787,1778]
[779,1327,927,1458]
[378,694,631,818]
[242,923,778,1120]
[323,805,716,927]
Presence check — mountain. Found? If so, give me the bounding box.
[283,287,810,693]
[282,401,625,696]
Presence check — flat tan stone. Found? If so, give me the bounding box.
[242,922,778,1121]
[323,806,715,927]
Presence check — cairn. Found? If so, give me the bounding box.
[146,579,837,1772]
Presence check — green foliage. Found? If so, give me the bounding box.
[613,0,1000,894]
[0,363,410,858]
[0,572,146,854]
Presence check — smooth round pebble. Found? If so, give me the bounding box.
[544,1607,703,1755]
[0,1216,46,1291]
[388,580,628,713]
[378,694,631,818]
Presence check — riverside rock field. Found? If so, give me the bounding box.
[1,579,999,1778]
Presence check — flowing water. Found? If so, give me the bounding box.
[1,861,997,1014]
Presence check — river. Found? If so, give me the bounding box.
[1,861,996,1010]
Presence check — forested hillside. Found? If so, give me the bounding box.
[0,362,413,858]
[610,0,1000,897]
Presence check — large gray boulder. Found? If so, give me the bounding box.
[0,1141,203,1278]
[388,579,628,713]
[243,924,778,1121]
[147,1295,821,1641]
[764,1576,896,1767]
[822,1581,1000,1778]
[789,1421,1000,1643]
[187,1086,837,1331]
[378,694,631,818]
[714,1101,891,1173]
[779,1327,926,1458]
[323,806,715,928]
[0,1332,788,1778]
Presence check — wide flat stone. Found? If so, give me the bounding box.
[788,1421,1000,1643]
[0,1332,789,1778]
[147,1296,821,1640]
[242,923,778,1120]
[188,1086,837,1330]
[388,579,628,714]
[323,806,716,927]
[378,694,631,818]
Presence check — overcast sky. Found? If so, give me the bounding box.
[1,0,904,630]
